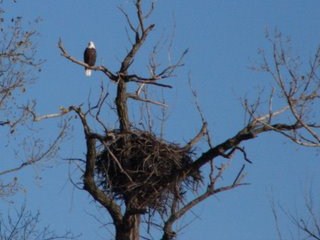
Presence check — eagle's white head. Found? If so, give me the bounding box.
[88,41,95,49]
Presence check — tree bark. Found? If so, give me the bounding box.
[116,215,140,240]
[116,77,130,131]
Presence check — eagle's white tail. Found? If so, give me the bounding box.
[85,69,92,77]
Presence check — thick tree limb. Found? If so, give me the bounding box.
[189,120,305,175]
[115,77,130,131]
[69,106,123,227]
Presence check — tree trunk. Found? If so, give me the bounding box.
[116,215,140,240]
[115,78,130,131]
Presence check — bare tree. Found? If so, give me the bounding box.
[55,1,320,239]
[0,203,78,240]
[0,1,67,196]
[0,1,72,239]
[271,186,320,240]
[0,8,42,131]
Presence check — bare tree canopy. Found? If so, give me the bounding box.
[0,2,73,239]
[0,203,78,240]
[0,0,318,239]
[0,2,67,190]
[52,1,320,240]
[271,185,320,240]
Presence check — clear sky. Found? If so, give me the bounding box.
[1,1,320,239]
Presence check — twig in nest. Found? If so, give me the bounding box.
[95,130,202,213]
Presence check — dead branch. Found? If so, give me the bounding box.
[0,203,78,239]
[0,120,10,126]
[246,31,320,147]
[87,83,110,132]
[182,122,207,151]
[119,22,155,73]
[161,150,249,240]
[234,146,252,164]
[271,186,320,240]
[161,170,247,240]
[0,15,44,134]
[232,164,246,186]
[0,178,20,198]
[128,76,173,88]
[127,92,168,107]
[177,106,311,182]
[26,106,71,122]
[0,120,68,176]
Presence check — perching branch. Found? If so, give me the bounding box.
[58,39,118,81]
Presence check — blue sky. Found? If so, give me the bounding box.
[1,1,320,239]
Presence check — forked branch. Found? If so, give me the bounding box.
[247,31,320,146]
[69,106,123,227]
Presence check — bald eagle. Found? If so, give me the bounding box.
[83,41,96,77]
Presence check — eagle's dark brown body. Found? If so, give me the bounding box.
[84,41,96,76]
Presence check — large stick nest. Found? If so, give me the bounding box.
[96,129,202,213]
